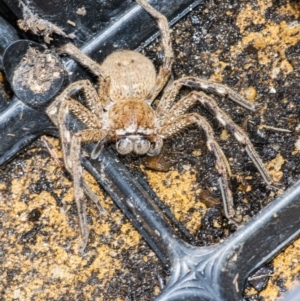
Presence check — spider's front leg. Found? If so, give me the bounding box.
[58,43,111,105]
[47,79,103,127]
[58,43,105,78]
[58,96,106,253]
[48,80,102,170]
[158,77,273,187]
[47,80,106,253]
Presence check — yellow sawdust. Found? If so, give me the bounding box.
[209,51,229,82]
[208,1,299,88]
[259,239,300,301]
[0,137,147,301]
[232,0,300,78]
[143,167,206,234]
[266,153,285,183]
[236,1,273,33]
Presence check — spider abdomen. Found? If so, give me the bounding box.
[101,50,156,102]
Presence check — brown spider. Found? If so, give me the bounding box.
[46,0,273,253]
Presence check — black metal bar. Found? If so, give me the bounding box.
[82,152,173,267]
[0,15,19,69]
[0,97,57,165]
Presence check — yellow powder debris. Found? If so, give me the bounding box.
[232,0,300,77]
[11,178,26,198]
[241,86,257,101]
[0,137,149,301]
[236,1,273,34]
[144,167,206,234]
[208,51,230,82]
[266,154,285,183]
[118,222,141,247]
[220,129,230,141]
[0,182,6,191]
[259,239,300,301]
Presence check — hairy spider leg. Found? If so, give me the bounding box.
[47,80,107,253]
[158,77,272,185]
[159,111,234,219]
[136,0,174,104]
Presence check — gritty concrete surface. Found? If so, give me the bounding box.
[0,0,300,300]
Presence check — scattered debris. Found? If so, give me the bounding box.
[248,266,272,291]
[13,47,63,94]
[259,125,292,133]
[241,86,257,101]
[220,129,229,141]
[18,0,75,43]
[266,154,285,183]
[76,6,86,16]
[144,148,174,172]
[67,20,76,27]
[294,138,300,153]
[197,189,220,208]
[27,208,42,222]
[192,149,202,157]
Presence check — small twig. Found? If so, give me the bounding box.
[248,273,273,281]
[260,125,292,133]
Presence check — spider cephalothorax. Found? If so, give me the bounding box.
[106,99,158,155]
[47,0,274,253]
[92,49,163,156]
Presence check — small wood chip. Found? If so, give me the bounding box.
[76,6,86,16]
[67,20,76,27]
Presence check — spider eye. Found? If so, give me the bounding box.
[116,138,133,155]
[133,138,150,155]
